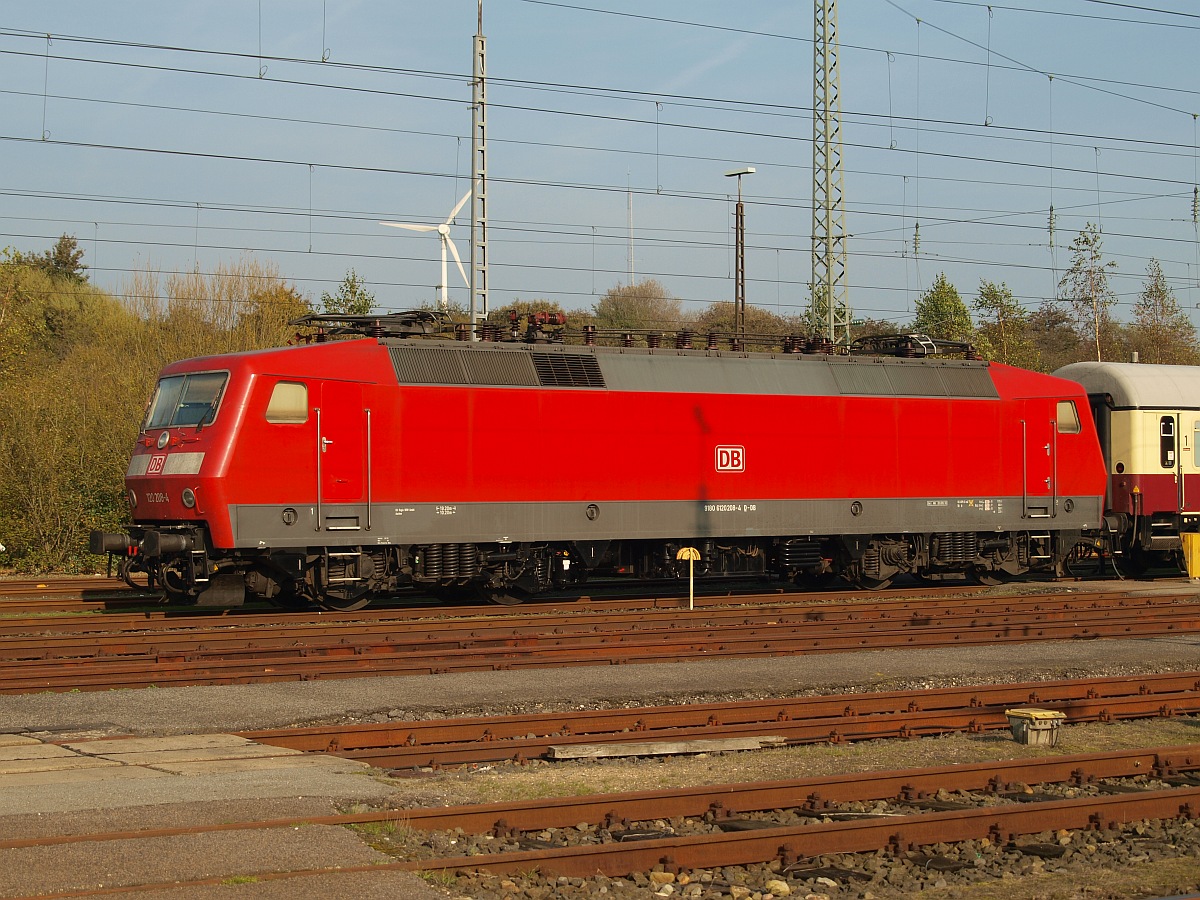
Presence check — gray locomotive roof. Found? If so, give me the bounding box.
[1054,361,1200,410]
[383,340,999,399]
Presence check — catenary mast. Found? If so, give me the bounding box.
[810,0,851,345]
[469,0,489,334]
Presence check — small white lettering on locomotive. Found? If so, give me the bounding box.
[715,445,745,472]
[393,507,416,516]
[436,505,457,516]
[955,498,1003,513]
[926,500,948,507]
[145,492,169,504]
[704,503,757,513]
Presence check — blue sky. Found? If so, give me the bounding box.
[2,1,1198,330]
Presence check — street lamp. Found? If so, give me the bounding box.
[725,167,755,343]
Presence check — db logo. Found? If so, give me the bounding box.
[715,445,745,472]
[147,455,167,475]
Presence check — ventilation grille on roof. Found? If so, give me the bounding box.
[387,345,604,389]
[531,353,606,388]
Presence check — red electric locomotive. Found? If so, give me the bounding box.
[91,313,1109,609]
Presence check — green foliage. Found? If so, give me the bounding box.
[1129,259,1200,365]
[0,254,311,573]
[849,316,910,342]
[973,279,1037,368]
[1026,301,1083,373]
[913,273,974,343]
[8,235,88,284]
[321,269,375,316]
[692,301,809,348]
[1058,222,1117,361]
[592,279,685,333]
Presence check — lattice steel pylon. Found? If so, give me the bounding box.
[469,0,489,334]
[810,0,851,345]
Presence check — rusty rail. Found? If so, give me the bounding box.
[241,672,1200,768]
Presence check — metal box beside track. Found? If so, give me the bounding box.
[1004,708,1067,747]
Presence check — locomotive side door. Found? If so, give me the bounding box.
[316,380,365,512]
[1021,408,1055,518]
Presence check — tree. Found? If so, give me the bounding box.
[1026,300,1081,373]
[913,273,973,343]
[1058,223,1117,361]
[1128,259,1200,365]
[692,301,803,347]
[10,234,88,283]
[593,279,685,334]
[974,279,1035,367]
[321,269,375,316]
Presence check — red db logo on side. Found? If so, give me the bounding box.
[715,445,745,472]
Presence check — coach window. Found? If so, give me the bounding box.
[1160,416,1176,468]
[1194,422,1200,468]
[265,381,308,424]
[1056,400,1081,435]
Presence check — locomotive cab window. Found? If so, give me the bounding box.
[1056,400,1081,435]
[144,372,228,429]
[1161,416,1177,468]
[265,381,308,424]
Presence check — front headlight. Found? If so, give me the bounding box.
[127,489,137,509]
[181,488,196,509]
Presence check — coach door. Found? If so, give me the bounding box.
[1148,412,1200,515]
[315,381,367,530]
[1021,411,1055,519]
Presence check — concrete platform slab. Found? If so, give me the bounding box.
[82,744,304,766]
[154,755,370,777]
[62,733,260,755]
[0,765,171,789]
[0,742,79,762]
[0,754,119,776]
[0,734,39,748]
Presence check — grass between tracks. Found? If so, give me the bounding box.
[375,717,1200,809]
[911,857,1200,900]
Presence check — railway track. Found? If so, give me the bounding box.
[0,576,158,614]
[9,745,1200,896]
[0,588,1197,693]
[240,671,1200,769]
[0,573,993,615]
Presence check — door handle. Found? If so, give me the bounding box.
[321,437,334,452]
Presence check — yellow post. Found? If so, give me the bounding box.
[676,547,701,610]
[1183,532,1200,585]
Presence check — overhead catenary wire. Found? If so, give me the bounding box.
[1,5,1195,330]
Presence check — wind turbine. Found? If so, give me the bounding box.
[382,188,471,310]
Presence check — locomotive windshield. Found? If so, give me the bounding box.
[144,372,228,429]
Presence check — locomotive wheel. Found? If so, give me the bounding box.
[159,568,199,604]
[970,566,1008,586]
[315,587,372,612]
[267,583,311,610]
[477,586,528,606]
[1060,541,1104,578]
[854,574,894,591]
